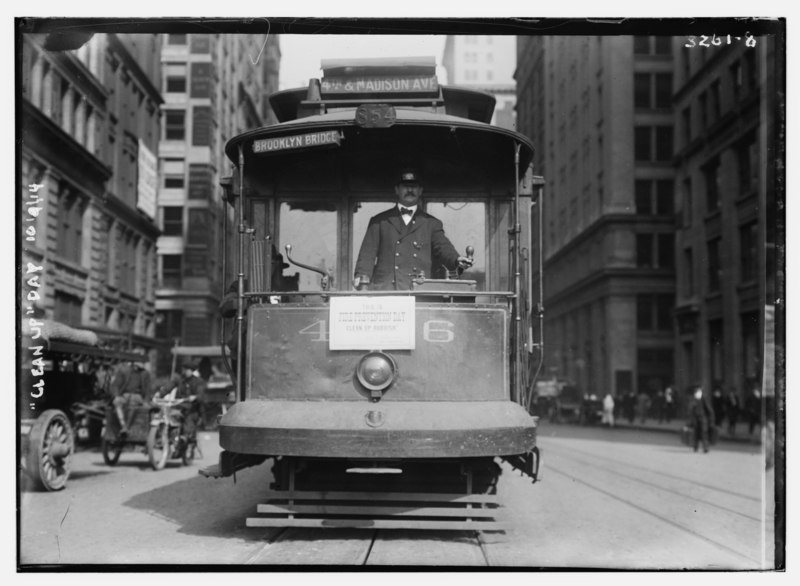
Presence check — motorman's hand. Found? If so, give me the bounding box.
[353,276,370,291]
[456,256,474,270]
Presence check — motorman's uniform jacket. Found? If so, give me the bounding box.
[354,206,460,290]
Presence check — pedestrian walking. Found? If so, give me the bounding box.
[664,385,676,423]
[602,392,615,427]
[744,386,763,436]
[636,391,651,424]
[712,387,725,428]
[687,385,715,453]
[624,391,636,424]
[726,389,740,435]
[654,390,666,423]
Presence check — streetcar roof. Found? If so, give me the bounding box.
[224,106,535,169]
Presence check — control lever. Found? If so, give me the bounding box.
[284,244,334,291]
[457,245,475,277]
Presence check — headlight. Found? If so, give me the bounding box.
[356,351,397,395]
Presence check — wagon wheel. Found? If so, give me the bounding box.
[27,409,74,491]
[101,436,123,466]
[147,423,170,470]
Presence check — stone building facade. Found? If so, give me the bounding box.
[154,33,280,373]
[20,32,163,356]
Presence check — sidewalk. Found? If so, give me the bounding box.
[608,417,762,445]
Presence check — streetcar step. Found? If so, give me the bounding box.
[246,490,506,531]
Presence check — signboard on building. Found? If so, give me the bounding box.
[136,139,157,220]
[188,164,212,200]
[183,249,208,277]
[190,62,212,98]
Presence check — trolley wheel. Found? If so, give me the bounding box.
[27,409,74,491]
[147,424,170,470]
[101,436,123,466]
[181,441,196,466]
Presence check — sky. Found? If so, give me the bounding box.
[277,34,448,90]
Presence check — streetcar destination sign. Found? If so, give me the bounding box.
[252,130,342,154]
[321,75,439,96]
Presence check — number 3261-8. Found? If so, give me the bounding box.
[685,34,756,48]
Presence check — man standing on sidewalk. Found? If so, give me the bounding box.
[602,392,615,427]
[688,385,715,453]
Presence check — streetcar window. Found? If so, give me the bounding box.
[278,200,338,290]
[425,201,486,290]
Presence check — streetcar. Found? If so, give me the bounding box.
[204,57,543,530]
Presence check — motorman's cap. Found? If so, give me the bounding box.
[398,168,422,184]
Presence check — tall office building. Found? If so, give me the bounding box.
[20,32,163,357]
[442,35,517,130]
[516,36,677,400]
[154,33,280,373]
[671,35,778,400]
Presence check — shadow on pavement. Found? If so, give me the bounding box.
[123,459,278,542]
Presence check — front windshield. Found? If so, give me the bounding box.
[278,200,338,290]
[425,201,486,289]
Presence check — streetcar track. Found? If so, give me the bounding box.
[548,446,763,522]
[360,530,378,565]
[548,441,761,502]
[241,527,290,564]
[546,465,763,566]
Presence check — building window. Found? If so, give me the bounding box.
[635,73,672,109]
[707,238,721,292]
[744,49,757,93]
[737,133,759,195]
[635,126,674,162]
[635,180,653,214]
[54,291,83,326]
[654,37,671,54]
[633,36,650,55]
[741,313,760,384]
[704,157,721,212]
[156,309,183,341]
[162,254,182,288]
[730,60,743,101]
[710,79,721,122]
[740,222,758,283]
[634,73,650,108]
[165,63,187,93]
[163,158,185,189]
[634,36,672,56]
[118,230,139,295]
[655,73,672,108]
[637,294,674,331]
[709,319,724,384]
[636,234,674,268]
[656,180,674,214]
[698,91,708,129]
[165,110,185,140]
[635,127,652,161]
[162,207,183,236]
[655,126,673,161]
[682,107,692,145]
[636,234,654,267]
[167,34,186,45]
[683,247,694,296]
[658,234,675,268]
[682,177,693,227]
[57,186,85,264]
